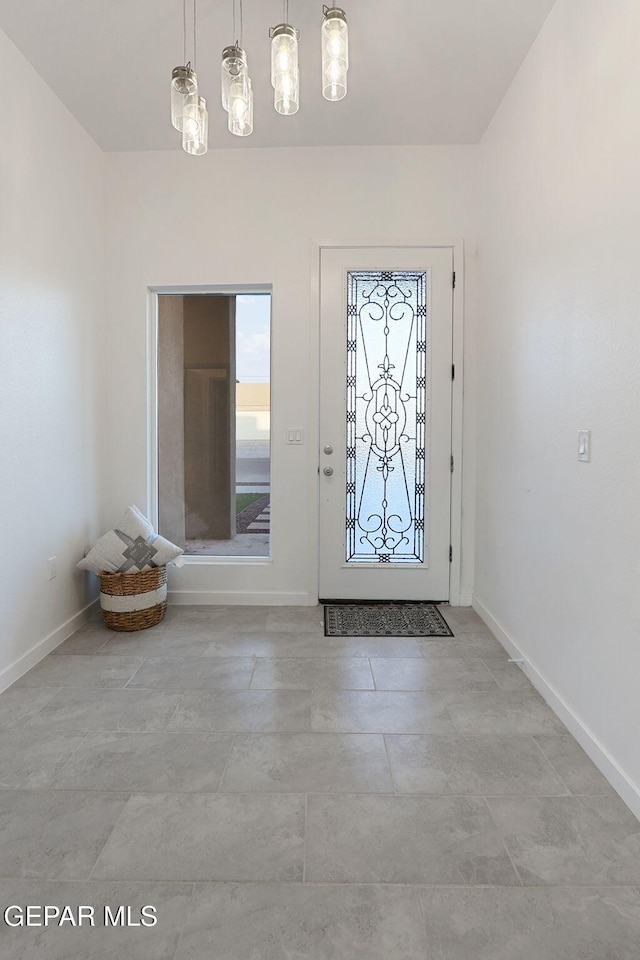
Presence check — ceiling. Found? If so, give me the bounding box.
[0,0,557,151]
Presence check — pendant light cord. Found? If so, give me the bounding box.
[284,0,289,26]
[193,0,197,70]
[233,0,243,48]
[182,0,187,64]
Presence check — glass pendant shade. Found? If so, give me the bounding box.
[228,73,253,136]
[270,23,300,115]
[171,65,198,131]
[321,7,348,101]
[221,45,248,112]
[182,96,208,155]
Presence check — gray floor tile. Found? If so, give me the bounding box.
[91,792,305,882]
[312,637,424,658]
[311,690,457,734]
[174,882,429,960]
[155,607,179,625]
[534,735,617,796]
[168,602,269,615]
[439,606,486,626]
[370,657,498,691]
[221,733,393,793]
[481,658,534,690]
[206,634,424,658]
[8,602,634,955]
[52,627,115,655]
[418,636,507,659]
[153,612,220,632]
[97,628,217,658]
[25,688,183,732]
[127,656,255,690]
[443,690,567,735]
[266,607,326,633]
[0,879,194,960]
[488,795,640,884]
[0,790,129,879]
[418,885,640,960]
[0,685,60,727]
[53,732,233,792]
[305,794,518,884]
[439,608,492,635]
[445,622,494,636]
[0,728,86,789]
[251,657,375,689]
[167,605,271,630]
[203,631,304,658]
[168,689,312,732]
[15,654,144,688]
[385,735,568,795]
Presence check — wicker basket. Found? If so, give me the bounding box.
[98,566,168,632]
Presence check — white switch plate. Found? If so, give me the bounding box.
[286,428,304,444]
[578,430,591,462]
[47,556,57,580]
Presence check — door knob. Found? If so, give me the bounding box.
[323,466,334,476]
[323,444,334,455]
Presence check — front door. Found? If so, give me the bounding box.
[318,246,454,601]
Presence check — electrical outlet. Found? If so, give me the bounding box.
[47,557,57,580]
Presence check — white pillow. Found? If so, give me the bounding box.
[77,505,183,574]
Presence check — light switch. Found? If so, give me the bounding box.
[286,428,304,444]
[578,430,591,462]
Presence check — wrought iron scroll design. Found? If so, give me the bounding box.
[345,270,427,564]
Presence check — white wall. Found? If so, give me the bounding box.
[0,28,107,687]
[105,145,480,604]
[477,0,640,811]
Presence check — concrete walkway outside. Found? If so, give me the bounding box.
[185,439,270,557]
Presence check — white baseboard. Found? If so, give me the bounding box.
[472,594,640,821]
[168,590,315,606]
[0,600,101,694]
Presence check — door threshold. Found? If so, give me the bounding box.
[319,598,448,605]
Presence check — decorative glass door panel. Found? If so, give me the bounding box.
[319,247,453,602]
[346,271,427,564]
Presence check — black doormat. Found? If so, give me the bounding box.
[324,603,454,637]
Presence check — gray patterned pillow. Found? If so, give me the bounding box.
[77,505,183,574]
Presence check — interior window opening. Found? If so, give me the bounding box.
[157,292,271,558]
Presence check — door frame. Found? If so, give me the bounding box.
[311,239,465,605]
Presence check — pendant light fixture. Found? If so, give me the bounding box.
[321,6,348,101]
[270,0,300,116]
[228,74,253,137]
[183,97,209,154]
[221,0,254,137]
[171,66,198,132]
[170,0,208,154]
[170,0,197,132]
[169,1,349,150]
[221,45,247,112]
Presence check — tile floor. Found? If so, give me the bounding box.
[1,605,639,958]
